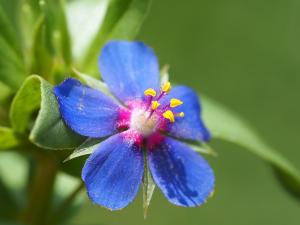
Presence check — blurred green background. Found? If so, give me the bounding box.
[72,0,300,224]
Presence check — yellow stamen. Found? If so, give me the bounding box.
[144,88,156,97]
[163,110,175,123]
[151,101,160,110]
[170,98,183,108]
[177,112,184,117]
[162,82,171,93]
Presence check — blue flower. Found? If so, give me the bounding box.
[54,41,215,210]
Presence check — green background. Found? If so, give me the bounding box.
[73,0,300,224]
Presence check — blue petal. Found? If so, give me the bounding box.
[162,85,211,142]
[99,41,160,103]
[82,133,144,210]
[148,137,215,207]
[54,78,121,138]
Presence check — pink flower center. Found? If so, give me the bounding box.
[118,82,184,139]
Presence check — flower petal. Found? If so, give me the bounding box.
[148,137,215,207]
[54,78,121,138]
[82,133,144,210]
[162,85,211,142]
[99,41,160,103]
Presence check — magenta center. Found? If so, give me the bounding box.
[117,84,184,145]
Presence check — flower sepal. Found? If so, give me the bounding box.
[142,150,156,218]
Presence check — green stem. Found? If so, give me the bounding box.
[21,153,58,225]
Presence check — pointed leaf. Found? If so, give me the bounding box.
[202,96,300,199]
[42,0,72,66]
[10,75,85,150]
[72,69,112,96]
[142,151,156,218]
[29,0,72,79]
[0,0,22,33]
[0,3,26,89]
[31,17,54,78]
[64,138,102,162]
[72,69,119,102]
[188,143,217,156]
[0,31,26,90]
[0,4,23,55]
[14,0,42,59]
[9,76,41,134]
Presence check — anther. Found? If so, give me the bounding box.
[170,98,183,108]
[144,88,156,97]
[162,82,171,93]
[163,110,175,123]
[151,101,160,110]
[176,112,184,117]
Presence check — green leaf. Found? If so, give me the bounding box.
[18,0,43,49]
[0,0,22,32]
[0,36,27,89]
[24,0,41,16]
[64,138,101,162]
[0,34,26,90]
[73,69,111,95]
[10,75,85,150]
[0,126,20,150]
[31,16,54,78]
[18,1,48,69]
[41,0,72,65]
[0,3,27,90]
[10,76,41,133]
[28,0,72,80]
[188,142,217,156]
[72,69,120,102]
[202,96,300,199]
[80,0,151,74]
[0,4,23,55]
[142,150,155,218]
